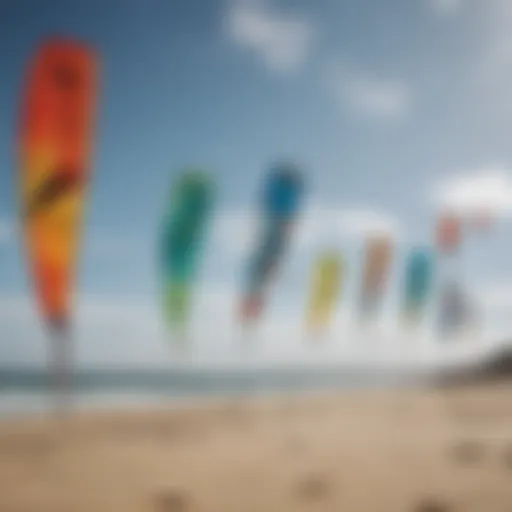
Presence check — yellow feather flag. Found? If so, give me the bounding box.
[306,252,343,333]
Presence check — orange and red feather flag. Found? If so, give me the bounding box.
[19,38,98,330]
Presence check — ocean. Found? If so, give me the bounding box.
[0,363,424,417]
[0,333,496,417]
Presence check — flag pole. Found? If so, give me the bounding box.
[49,318,73,418]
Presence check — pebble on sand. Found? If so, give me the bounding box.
[154,489,189,512]
[295,474,330,502]
[414,498,451,512]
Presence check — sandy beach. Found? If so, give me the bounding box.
[1,383,512,512]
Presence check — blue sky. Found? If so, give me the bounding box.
[2,0,512,366]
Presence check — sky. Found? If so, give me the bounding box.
[2,0,512,367]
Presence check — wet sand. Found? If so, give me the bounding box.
[1,383,512,512]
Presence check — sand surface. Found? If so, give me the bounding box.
[1,383,512,512]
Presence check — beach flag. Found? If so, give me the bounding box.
[436,212,460,254]
[240,162,303,325]
[402,248,433,327]
[359,234,393,320]
[438,276,478,340]
[438,279,466,338]
[306,252,343,335]
[19,38,98,411]
[160,170,214,339]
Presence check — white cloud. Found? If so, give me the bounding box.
[433,168,512,217]
[478,283,512,309]
[226,0,314,74]
[295,201,401,251]
[0,288,236,367]
[474,283,512,339]
[325,64,411,119]
[0,289,505,372]
[428,0,463,16]
[336,208,401,238]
